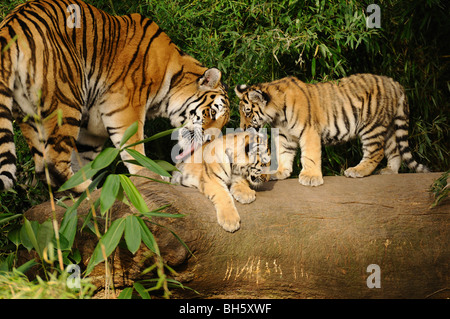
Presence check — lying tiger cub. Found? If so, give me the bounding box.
[171,130,271,232]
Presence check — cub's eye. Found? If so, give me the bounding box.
[210,109,216,118]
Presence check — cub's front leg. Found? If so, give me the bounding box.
[298,127,324,186]
[271,133,297,180]
[230,176,256,204]
[200,178,241,233]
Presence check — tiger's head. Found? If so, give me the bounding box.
[231,130,271,188]
[172,68,230,161]
[235,84,271,131]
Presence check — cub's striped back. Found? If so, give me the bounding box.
[235,73,429,186]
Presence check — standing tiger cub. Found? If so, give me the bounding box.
[235,74,429,186]
[0,0,230,194]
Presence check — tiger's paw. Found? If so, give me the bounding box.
[231,184,256,204]
[298,171,323,187]
[217,209,241,233]
[344,167,366,178]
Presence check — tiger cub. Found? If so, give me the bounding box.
[0,0,229,194]
[171,130,271,232]
[235,74,429,186]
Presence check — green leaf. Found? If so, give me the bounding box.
[23,218,40,257]
[133,282,151,299]
[59,209,78,250]
[100,174,121,215]
[85,218,126,275]
[0,213,21,225]
[311,58,316,78]
[16,259,39,274]
[125,215,141,254]
[119,174,149,213]
[120,121,139,147]
[140,211,185,219]
[136,217,159,255]
[91,147,120,170]
[37,220,54,258]
[125,127,179,149]
[59,162,100,192]
[64,171,107,216]
[7,228,20,247]
[118,287,133,299]
[126,149,171,177]
[154,160,179,172]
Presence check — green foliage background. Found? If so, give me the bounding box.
[0,0,449,213]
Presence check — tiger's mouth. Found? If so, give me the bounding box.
[176,142,199,161]
[176,126,210,161]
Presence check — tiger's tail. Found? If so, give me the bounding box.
[0,36,18,190]
[394,87,430,173]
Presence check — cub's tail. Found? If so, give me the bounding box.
[394,88,430,173]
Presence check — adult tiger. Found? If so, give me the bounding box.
[0,0,229,194]
[171,130,271,232]
[235,74,429,186]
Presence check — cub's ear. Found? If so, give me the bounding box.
[248,89,269,107]
[234,84,248,99]
[199,68,222,90]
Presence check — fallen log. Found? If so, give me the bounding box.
[24,170,449,298]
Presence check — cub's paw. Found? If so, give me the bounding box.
[231,185,256,204]
[344,167,366,178]
[298,171,323,187]
[170,171,182,184]
[161,175,171,182]
[271,168,292,180]
[217,209,241,233]
[379,167,397,175]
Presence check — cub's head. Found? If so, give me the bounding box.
[231,130,271,188]
[173,68,230,161]
[235,84,271,130]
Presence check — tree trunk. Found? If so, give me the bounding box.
[24,170,449,299]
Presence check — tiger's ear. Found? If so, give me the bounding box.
[248,89,269,107]
[198,68,222,90]
[234,84,248,99]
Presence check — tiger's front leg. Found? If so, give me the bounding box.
[200,177,241,232]
[230,175,256,204]
[298,127,323,187]
[271,133,297,180]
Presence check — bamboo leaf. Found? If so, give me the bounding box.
[23,218,40,257]
[120,121,139,147]
[59,208,78,251]
[125,215,141,254]
[100,174,121,215]
[58,162,100,192]
[125,127,179,149]
[37,220,54,258]
[0,213,21,225]
[118,287,133,299]
[85,218,126,275]
[136,217,159,255]
[119,174,149,213]
[91,147,120,170]
[133,282,151,299]
[125,149,171,177]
